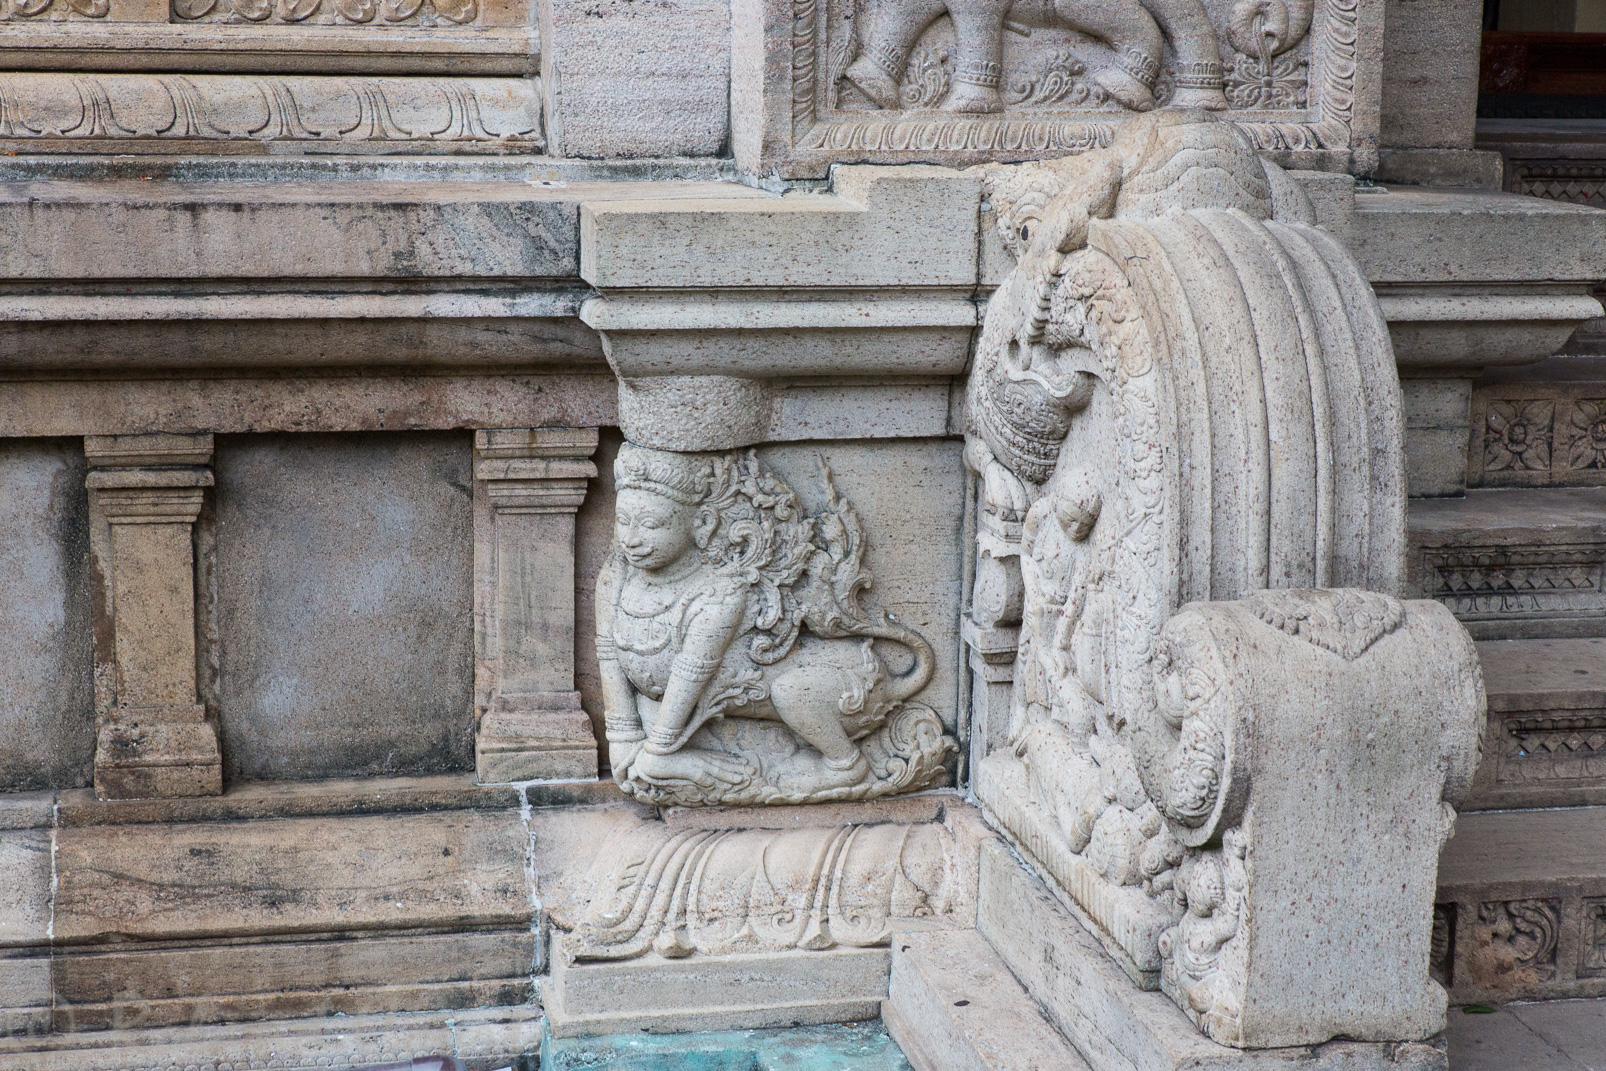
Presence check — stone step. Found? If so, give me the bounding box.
[1436,805,1606,1005]
[882,929,1091,1071]
[1465,637,1606,810]
[1408,486,1606,639]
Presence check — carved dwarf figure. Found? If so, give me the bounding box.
[596,443,953,806]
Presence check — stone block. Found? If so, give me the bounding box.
[1354,189,1606,286]
[579,166,981,291]
[51,929,536,1032]
[0,439,94,793]
[0,830,53,951]
[53,810,531,943]
[214,432,475,782]
[1402,378,1472,497]
[0,373,619,441]
[1376,149,1504,189]
[0,954,50,1039]
[544,936,890,1036]
[883,928,1090,1071]
[976,843,1449,1071]
[0,1005,543,1071]
[52,772,520,829]
[0,3,536,77]
[1379,0,1483,151]
[732,0,1381,178]
[541,0,730,158]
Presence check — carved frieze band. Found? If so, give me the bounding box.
[1473,387,1606,488]
[0,0,498,23]
[0,72,541,148]
[1435,894,1606,1002]
[1420,544,1606,625]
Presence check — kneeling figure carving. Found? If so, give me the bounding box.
[596,443,955,806]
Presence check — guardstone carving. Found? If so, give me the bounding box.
[964,109,1483,1048]
[596,443,955,806]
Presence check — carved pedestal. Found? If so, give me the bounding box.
[473,428,600,783]
[85,433,222,800]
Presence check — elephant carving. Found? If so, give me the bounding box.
[843,0,1308,114]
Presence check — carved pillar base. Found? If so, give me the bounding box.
[475,691,598,783]
[472,428,601,784]
[86,434,222,800]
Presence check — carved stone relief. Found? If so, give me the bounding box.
[563,818,959,961]
[0,73,541,150]
[1470,385,1606,488]
[1470,899,1562,987]
[962,110,1482,1049]
[596,443,955,807]
[734,0,1378,176]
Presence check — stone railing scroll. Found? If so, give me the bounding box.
[964,109,1485,1049]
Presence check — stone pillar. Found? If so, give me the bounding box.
[85,433,222,800]
[473,428,600,783]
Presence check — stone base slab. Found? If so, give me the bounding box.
[883,928,1090,1071]
[475,696,600,783]
[0,1004,543,1071]
[93,717,222,801]
[976,843,1449,1071]
[544,935,889,1037]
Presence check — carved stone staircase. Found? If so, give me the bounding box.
[1425,356,1606,1006]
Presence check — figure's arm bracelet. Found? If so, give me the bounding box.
[669,652,722,685]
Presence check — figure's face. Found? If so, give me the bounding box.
[615,488,697,572]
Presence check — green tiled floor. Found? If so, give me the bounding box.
[541,1021,912,1071]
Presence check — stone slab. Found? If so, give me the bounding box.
[541,0,730,159]
[0,1004,543,1071]
[579,167,980,291]
[51,929,535,1032]
[54,772,521,828]
[883,928,1090,1071]
[1464,638,1606,810]
[52,809,531,943]
[0,954,51,1038]
[544,936,890,1037]
[0,179,763,282]
[1379,0,1482,152]
[213,432,475,783]
[1445,1002,1595,1071]
[662,793,948,831]
[1353,189,1606,285]
[0,439,95,794]
[976,843,1448,1071]
[0,830,53,951]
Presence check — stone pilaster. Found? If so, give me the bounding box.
[85,434,222,800]
[473,428,600,783]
